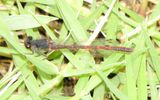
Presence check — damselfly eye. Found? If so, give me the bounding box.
[24,36,33,48]
[25,43,31,48]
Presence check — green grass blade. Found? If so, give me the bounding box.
[90,65,128,100]
[137,54,147,100]
[125,55,137,100]
[144,33,160,80]
[0,76,24,100]
[56,0,88,42]
[3,14,58,30]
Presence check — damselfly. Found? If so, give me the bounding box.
[24,36,133,53]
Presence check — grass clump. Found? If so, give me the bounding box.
[0,0,160,100]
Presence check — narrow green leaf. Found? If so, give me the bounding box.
[56,0,88,42]
[125,55,137,100]
[90,66,128,100]
[137,55,147,100]
[144,34,160,80]
[0,77,24,100]
[93,83,105,100]
[3,14,58,30]
[148,64,158,100]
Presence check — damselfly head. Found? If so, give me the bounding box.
[24,36,33,48]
